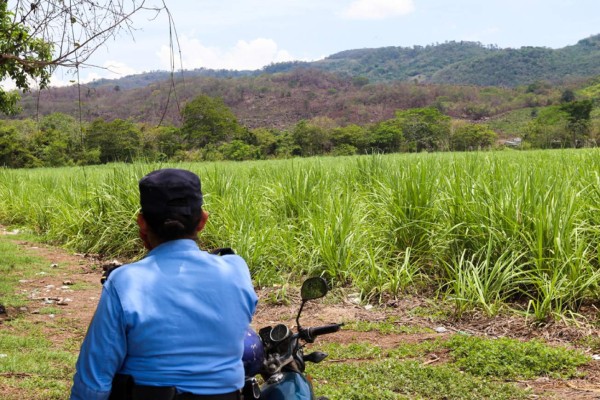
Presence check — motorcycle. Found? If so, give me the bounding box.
[242,277,343,400]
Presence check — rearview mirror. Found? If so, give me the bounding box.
[300,277,328,301]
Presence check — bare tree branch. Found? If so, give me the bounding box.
[7,0,169,69]
[1,0,178,115]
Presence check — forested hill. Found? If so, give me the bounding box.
[84,34,600,92]
[268,34,600,87]
[429,35,600,86]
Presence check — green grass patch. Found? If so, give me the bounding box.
[0,319,77,400]
[447,335,590,379]
[37,307,62,315]
[344,318,434,335]
[386,339,446,359]
[407,305,450,321]
[315,339,445,361]
[0,236,50,307]
[306,333,591,398]
[309,360,529,399]
[1,376,71,400]
[314,342,385,360]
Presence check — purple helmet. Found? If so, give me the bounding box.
[243,328,265,377]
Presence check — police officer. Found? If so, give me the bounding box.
[70,168,258,400]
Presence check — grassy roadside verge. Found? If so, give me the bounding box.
[0,233,49,308]
[306,331,589,399]
[0,231,594,399]
[0,231,80,399]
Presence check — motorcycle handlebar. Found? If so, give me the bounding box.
[299,323,343,342]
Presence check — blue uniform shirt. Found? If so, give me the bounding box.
[70,239,258,400]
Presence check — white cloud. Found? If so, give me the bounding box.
[342,0,415,20]
[48,61,138,87]
[100,61,138,78]
[82,61,138,82]
[3,74,70,90]
[157,36,296,71]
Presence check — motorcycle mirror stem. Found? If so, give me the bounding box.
[296,277,328,332]
[295,299,307,333]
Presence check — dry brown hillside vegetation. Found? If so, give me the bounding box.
[16,68,571,129]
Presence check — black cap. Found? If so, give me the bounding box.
[139,169,203,219]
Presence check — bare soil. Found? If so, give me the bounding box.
[1,230,600,399]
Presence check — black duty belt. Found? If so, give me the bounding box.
[176,391,241,400]
[131,385,241,400]
[109,374,241,400]
[132,385,241,400]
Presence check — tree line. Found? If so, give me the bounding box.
[0,93,596,168]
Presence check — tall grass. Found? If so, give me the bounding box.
[1,150,599,320]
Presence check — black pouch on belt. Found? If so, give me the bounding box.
[108,374,134,400]
[109,374,177,400]
[132,384,177,400]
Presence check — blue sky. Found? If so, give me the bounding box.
[47,0,600,85]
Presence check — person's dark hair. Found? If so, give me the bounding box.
[143,210,202,241]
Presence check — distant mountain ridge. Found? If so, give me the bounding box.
[11,34,600,130]
[88,34,600,90]
[286,34,600,86]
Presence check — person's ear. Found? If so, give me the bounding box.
[137,213,152,249]
[137,212,148,232]
[196,209,209,233]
